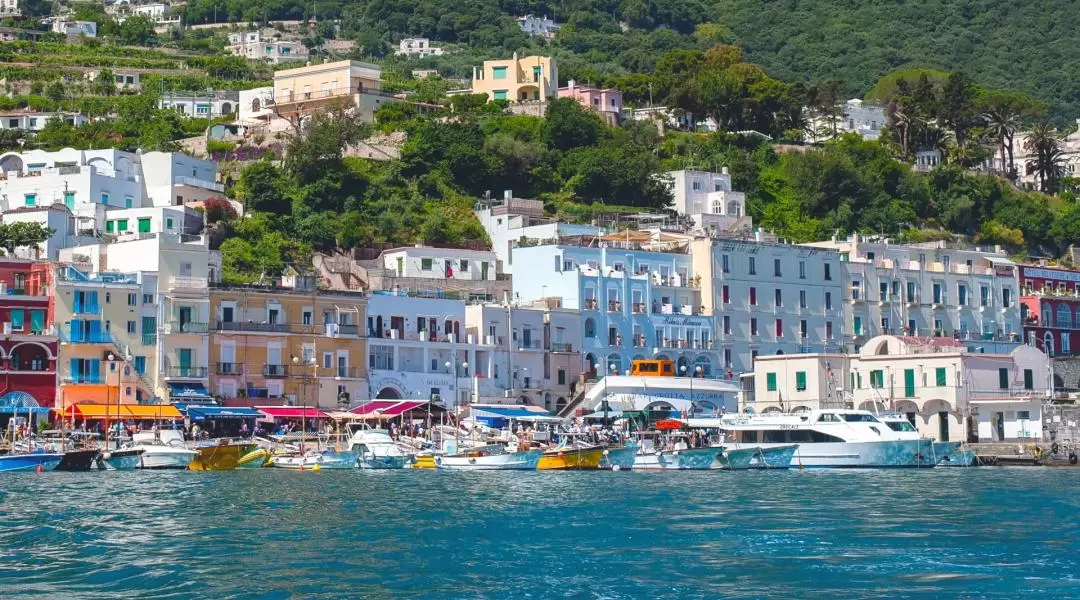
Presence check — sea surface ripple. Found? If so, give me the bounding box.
[2,468,1079,599]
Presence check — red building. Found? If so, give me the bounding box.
[1019,264,1080,356]
[0,259,58,407]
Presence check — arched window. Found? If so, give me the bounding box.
[1058,304,1073,328]
[584,318,596,338]
[252,98,261,112]
[1045,331,1056,357]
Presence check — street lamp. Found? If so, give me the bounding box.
[602,362,616,423]
[108,351,119,449]
[292,354,316,452]
[446,360,469,407]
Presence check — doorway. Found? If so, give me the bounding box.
[995,411,1005,441]
[938,411,949,441]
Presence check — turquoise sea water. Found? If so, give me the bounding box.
[2,468,1079,599]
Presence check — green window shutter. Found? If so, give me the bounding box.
[766,372,777,391]
[64,191,75,209]
[493,90,508,100]
[853,316,862,335]
[117,219,128,232]
[138,218,152,233]
[10,309,24,330]
[1024,369,1034,390]
[936,367,947,387]
[166,217,174,229]
[795,371,807,391]
[106,220,115,233]
[24,193,35,206]
[857,373,862,389]
[904,368,915,398]
[999,367,1009,389]
[29,310,44,333]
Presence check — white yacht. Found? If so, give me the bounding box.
[127,430,197,470]
[718,409,924,468]
[877,414,960,466]
[348,428,408,469]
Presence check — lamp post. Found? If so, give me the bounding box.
[602,362,616,423]
[108,351,119,449]
[292,354,316,452]
[445,359,469,408]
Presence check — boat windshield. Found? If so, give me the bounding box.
[885,420,917,432]
[841,413,880,423]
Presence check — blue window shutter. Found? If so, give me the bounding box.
[89,359,101,383]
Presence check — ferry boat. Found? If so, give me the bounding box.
[718,409,925,468]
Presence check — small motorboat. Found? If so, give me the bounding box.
[435,444,543,471]
[746,444,799,469]
[599,444,638,470]
[127,431,196,470]
[348,429,408,469]
[55,449,101,471]
[537,443,605,470]
[0,452,64,472]
[97,448,144,470]
[189,441,258,471]
[271,449,357,470]
[237,448,271,469]
[632,446,724,470]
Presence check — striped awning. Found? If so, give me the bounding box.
[67,403,182,420]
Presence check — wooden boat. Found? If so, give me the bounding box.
[537,444,605,470]
[435,445,543,470]
[599,444,638,470]
[189,441,258,471]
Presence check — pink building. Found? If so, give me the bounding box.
[557,80,622,124]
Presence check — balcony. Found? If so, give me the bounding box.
[550,342,574,353]
[164,366,208,378]
[165,321,209,334]
[169,277,209,292]
[174,176,225,192]
[63,331,113,344]
[608,300,622,312]
[64,373,103,384]
[72,303,101,316]
[518,339,542,351]
[216,362,244,376]
[320,366,363,379]
[583,298,599,311]
[263,364,288,377]
[324,323,360,337]
[217,320,290,334]
[632,302,646,314]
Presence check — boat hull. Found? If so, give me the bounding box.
[272,451,358,470]
[137,448,197,470]
[98,449,143,470]
[632,447,722,470]
[358,455,408,469]
[716,446,760,470]
[939,448,975,466]
[237,449,271,469]
[722,443,798,470]
[789,440,925,468]
[436,449,543,471]
[0,453,63,472]
[189,444,258,471]
[55,449,101,471]
[599,445,638,470]
[537,447,604,470]
[413,454,436,469]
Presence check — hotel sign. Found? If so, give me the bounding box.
[660,315,707,327]
[1023,267,1080,283]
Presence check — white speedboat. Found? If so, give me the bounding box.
[128,431,197,470]
[435,444,543,470]
[348,429,408,469]
[631,445,724,470]
[715,410,925,468]
[271,449,358,470]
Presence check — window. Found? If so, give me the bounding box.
[936,367,947,387]
[825,292,833,310]
[880,282,888,302]
[692,181,702,191]
[116,219,128,232]
[870,369,884,389]
[722,285,730,304]
[105,292,111,304]
[766,372,777,391]
[1002,287,1012,308]
[723,315,731,335]
[721,255,730,273]
[748,257,756,275]
[421,258,433,271]
[980,286,990,307]
[904,368,915,397]
[933,283,942,304]
[799,290,807,309]
[64,191,75,209]
[138,218,152,233]
[557,369,566,385]
[143,293,153,304]
[853,316,862,336]
[799,261,806,279]
[774,289,782,307]
[23,193,35,206]
[774,259,782,277]
[1017,411,1031,420]
[127,293,137,306]
[10,309,23,331]
[492,66,508,79]
[800,320,807,339]
[998,367,1009,389]
[125,196,133,209]
[493,90,508,100]
[750,317,758,336]
[826,322,833,339]
[166,217,174,229]
[1064,332,1071,354]
[775,319,783,337]
[127,321,136,334]
[795,371,807,391]
[29,310,44,333]
[749,287,757,305]
[824,263,832,280]
[851,280,861,300]
[459,260,469,272]
[106,220,115,233]
[958,284,968,306]
[1023,368,1034,390]
[907,281,917,303]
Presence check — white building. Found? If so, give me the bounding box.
[51,20,97,38]
[226,31,308,64]
[805,235,1022,354]
[159,91,238,119]
[666,169,749,232]
[747,335,1048,443]
[1013,119,1080,189]
[102,205,203,238]
[238,87,275,123]
[692,236,846,376]
[0,111,89,132]
[807,98,887,143]
[379,246,499,282]
[364,292,502,407]
[517,14,560,38]
[396,38,443,58]
[0,0,19,16]
[86,69,139,90]
[131,3,178,24]
[474,194,600,274]
[1,204,96,260]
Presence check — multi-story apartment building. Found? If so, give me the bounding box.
[396,38,443,58]
[465,302,583,413]
[806,235,1022,354]
[272,60,390,123]
[512,233,721,379]
[365,292,501,407]
[1019,263,1080,355]
[208,280,367,410]
[471,54,557,103]
[227,31,308,64]
[557,80,622,124]
[667,169,748,232]
[692,236,845,375]
[0,259,57,407]
[747,335,1048,443]
[474,195,600,274]
[1013,120,1080,189]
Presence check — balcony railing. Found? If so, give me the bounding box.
[632,302,646,314]
[166,321,209,334]
[141,333,157,346]
[518,339,541,350]
[550,342,574,353]
[320,366,363,378]
[63,331,113,344]
[217,321,290,333]
[583,298,599,310]
[64,373,103,384]
[263,364,288,377]
[324,323,360,337]
[169,277,208,291]
[72,303,101,315]
[216,362,244,375]
[164,366,208,378]
[608,300,622,312]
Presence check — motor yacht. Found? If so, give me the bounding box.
[127,430,197,470]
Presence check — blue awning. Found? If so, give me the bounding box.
[186,406,263,421]
[470,405,558,427]
[0,406,51,415]
[167,382,212,400]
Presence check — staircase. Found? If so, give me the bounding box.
[558,380,596,418]
[107,332,160,403]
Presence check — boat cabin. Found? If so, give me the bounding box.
[629,359,675,377]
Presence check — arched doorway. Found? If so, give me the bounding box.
[252,98,261,113]
[220,102,233,114]
[676,356,690,374]
[9,342,50,371]
[1044,331,1055,356]
[584,353,596,376]
[375,387,402,399]
[556,396,567,412]
[693,355,712,377]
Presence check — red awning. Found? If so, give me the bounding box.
[348,400,400,415]
[256,406,329,420]
[350,401,428,419]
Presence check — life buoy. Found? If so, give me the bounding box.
[1070,453,1078,466]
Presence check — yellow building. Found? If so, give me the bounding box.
[471,53,557,102]
[209,282,367,409]
[272,59,388,122]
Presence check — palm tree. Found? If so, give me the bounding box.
[983,102,1023,179]
[886,100,912,157]
[1024,122,1066,193]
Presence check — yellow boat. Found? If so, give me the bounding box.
[188,442,258,471]
[412,454,436,469]
[536,445,604,470]
[238,448,271,469]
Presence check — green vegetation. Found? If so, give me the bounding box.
[0,222,53,255]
